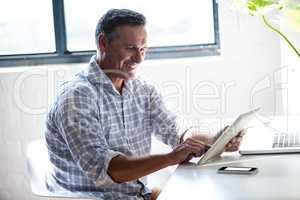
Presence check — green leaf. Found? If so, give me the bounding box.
[247,1,258,11]
[247,0,278,8]
[246,0,281,14]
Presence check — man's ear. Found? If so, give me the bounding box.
[98,33,107,53]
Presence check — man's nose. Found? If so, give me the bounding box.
[133,49,144,63]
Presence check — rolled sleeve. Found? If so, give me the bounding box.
[95,149,123,186]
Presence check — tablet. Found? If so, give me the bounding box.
[197,108,261,165]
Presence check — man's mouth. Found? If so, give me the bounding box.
[126,62,138,70]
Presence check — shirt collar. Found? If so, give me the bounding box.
[85,55,134,96]
[86,55,113,86]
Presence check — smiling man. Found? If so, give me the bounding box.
[45,9,242,200]
[97,24,147,91]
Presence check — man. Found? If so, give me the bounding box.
[45,9,242,200]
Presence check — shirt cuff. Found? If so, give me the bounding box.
[95,150,123,187]
[168,132,181,149]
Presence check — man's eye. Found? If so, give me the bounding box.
[126,46,148,53]
[126,47,136,51]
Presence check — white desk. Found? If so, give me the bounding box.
[157,153,300,200]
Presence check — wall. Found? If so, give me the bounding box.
[0,1,282,200]
[280,16,300,115]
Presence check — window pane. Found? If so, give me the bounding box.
[0,0,55,55]
[64,0,215,51]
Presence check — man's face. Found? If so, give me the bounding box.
[100,25,148,80]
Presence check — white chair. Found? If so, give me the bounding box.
[26,139,173,199]
[26,139,94,199]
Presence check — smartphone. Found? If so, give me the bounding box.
[218,166,258,175]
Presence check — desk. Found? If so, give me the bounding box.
[157,153,300,200]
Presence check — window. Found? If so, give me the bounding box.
[0,0,55,55]
[0,0,220,67]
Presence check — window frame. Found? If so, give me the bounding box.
[0,0,220,67]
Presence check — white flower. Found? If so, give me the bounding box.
[231,0,286,15]
[230,0,300,58]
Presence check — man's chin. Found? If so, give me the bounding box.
[125,73,137,80]
[122,70,137,80]
[109,71,136,80]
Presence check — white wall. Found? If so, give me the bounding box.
[0,1,282,200]
[280,17,300,115]
[140,1,282,129]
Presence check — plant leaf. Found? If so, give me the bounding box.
[247,0,278,8]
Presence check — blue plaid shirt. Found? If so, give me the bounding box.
[45,56,180,199]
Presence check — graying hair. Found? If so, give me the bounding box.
[95,9,146,48]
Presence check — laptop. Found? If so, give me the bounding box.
[239,123,300,155]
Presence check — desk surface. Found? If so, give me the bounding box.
[157,153,300,200]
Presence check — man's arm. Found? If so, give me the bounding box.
[108,136,207,183]
[108,154,171,183]
[107,128,243,183]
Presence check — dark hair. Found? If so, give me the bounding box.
[95,9,146,45]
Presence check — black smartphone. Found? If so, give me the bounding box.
[218,166,258,175]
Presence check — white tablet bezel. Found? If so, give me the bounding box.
[197,108,261,165]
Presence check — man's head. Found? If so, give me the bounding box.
[95,9,148,81]
[95,9,146,45]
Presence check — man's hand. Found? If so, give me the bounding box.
[179,126,245,159]
[214,125,244,152]
[168,137,210,164]
[224,129,244,152]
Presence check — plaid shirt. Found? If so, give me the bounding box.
[45,56,180,200]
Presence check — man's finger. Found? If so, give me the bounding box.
[223,125,230,131]
[237,129,246,137]
[184,143,206,154]
[184,138,211,149]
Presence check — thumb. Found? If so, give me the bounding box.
[216,125,230,139]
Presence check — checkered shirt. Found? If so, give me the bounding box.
[45,55,180,200]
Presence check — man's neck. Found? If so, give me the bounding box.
[97,57,124,93]
[110,78,124,93]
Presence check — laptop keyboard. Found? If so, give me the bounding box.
[273,132,300,148]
